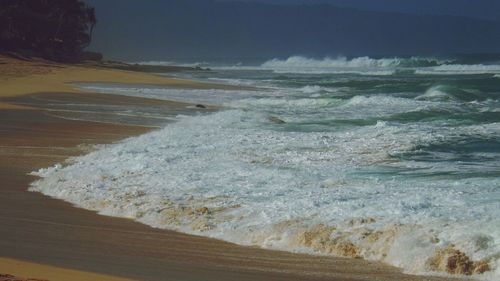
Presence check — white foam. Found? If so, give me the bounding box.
[260,56,397,75]
[258,56,453,75]
[416,64,500,75]
[262,56,394,68]
[215,56,500,77]
[30,108,500,279]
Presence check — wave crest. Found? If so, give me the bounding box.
[262,56,445,68]
[260,56,449,74]
[259,56,500,76]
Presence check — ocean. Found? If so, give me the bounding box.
[30,56,500,279]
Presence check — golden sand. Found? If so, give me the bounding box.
[0,258,135,281]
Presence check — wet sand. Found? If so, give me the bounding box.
[0,58,463,281]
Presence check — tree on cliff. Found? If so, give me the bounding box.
[0,0,96,62]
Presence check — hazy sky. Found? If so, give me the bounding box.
[86,0,500,61]
[223,0,500,20]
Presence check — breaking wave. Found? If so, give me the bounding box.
[260,56,500,76]
[262,56,446,69]
[260,56,448,74]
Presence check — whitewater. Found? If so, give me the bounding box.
[30,56,500,280]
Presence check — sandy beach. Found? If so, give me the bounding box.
[0,56,465,281]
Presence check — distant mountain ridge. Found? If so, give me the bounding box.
[86,0,500,61]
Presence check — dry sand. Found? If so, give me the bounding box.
[0,57,464,281]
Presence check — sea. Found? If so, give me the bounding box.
[30,55,500,279]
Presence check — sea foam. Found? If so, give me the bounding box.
[30,109,500,279]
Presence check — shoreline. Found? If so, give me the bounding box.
[0,57,464,281]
